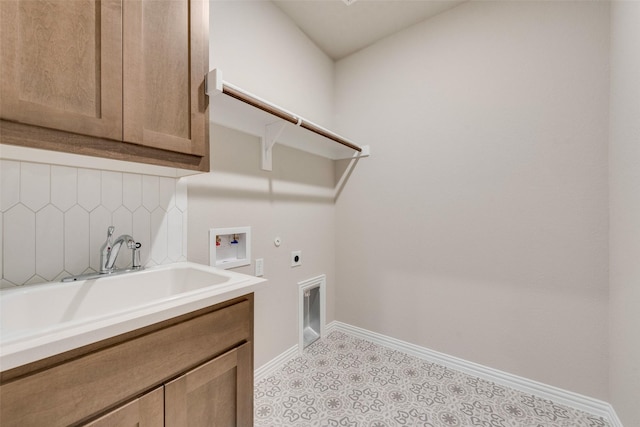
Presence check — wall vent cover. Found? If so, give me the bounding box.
[298,275,326,351]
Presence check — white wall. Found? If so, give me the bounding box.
[0,160,187,287]
[609,1,640,424]
[334,1,610,399]
[210,0,334,127]
[188,1,337,368]
[186,125,337,369]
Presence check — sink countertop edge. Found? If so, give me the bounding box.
[0,264,267,373]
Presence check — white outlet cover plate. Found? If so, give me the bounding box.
[291,250,302,267]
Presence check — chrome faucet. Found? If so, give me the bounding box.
[61,226,143,282]
[100,226,142,274]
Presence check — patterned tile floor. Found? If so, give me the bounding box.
[254,331,611,427]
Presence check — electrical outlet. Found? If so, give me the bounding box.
[291,250,302,267]
[255,258,264,277]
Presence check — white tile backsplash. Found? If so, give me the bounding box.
[51,166,77,211]
[20,163,50,211]
[0,216,3,285]
[0,160,187,287]
[35,205,64,281]
[77,168,101,211]
[168,209,183,262]
[142,175,160,210]
[64,205,90,275]
[4,204,36,284]
[1,160,20,211]
[133,207,152,263]
[150,208,169,264]
[123,173,142,211]
[159,177,176,210]
[101,171,123,212]
[176,178,188,212]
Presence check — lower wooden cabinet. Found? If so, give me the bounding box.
[166,343,253,426]
[86,343,253,427]
[85,387,164,427]
[0,295,254,427]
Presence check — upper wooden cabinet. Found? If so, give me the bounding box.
[0,0,209,171]
[123,0,207,156]
[0,0,123,140]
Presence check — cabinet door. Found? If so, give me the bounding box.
[0,0,123,140]
[165,342,253,427]
[123,0,207,156]
[83,387,163,427]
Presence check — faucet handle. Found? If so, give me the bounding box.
[106,226,115,242]
[100,226,116,273]
[132,242,142,269]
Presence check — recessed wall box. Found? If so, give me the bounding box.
[299,275,326,351]
[209,227,251,269]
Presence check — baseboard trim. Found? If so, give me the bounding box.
[327,321,623,427]
[254,321,622,426]
[254,344,299,383]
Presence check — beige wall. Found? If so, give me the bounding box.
[186,125,337,368]
[197,1,338,367]
[200,1,639,411]
[334,1,610,399]
[209,0,334,127]
[609,1,640,424]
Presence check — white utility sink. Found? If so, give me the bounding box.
[0,262,266,371]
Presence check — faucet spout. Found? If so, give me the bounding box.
[100,228,143,274]
[104,234,135,271]
[99,226,115,274]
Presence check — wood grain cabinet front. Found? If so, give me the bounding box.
[84,387,164,427]
[165,343,253,427]
[123,0,207,157]
[0,295,254,427]
[0,0,209,171]
[0,0,123,140]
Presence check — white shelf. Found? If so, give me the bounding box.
[206,69,369,170]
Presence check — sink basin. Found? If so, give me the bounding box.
[2,263,238,338]
[0,262,266,371]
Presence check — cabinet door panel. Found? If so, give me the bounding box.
[165,342,253,427]
[123,0,207,156]
[84,387,164,427]
[0,0,122,140]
